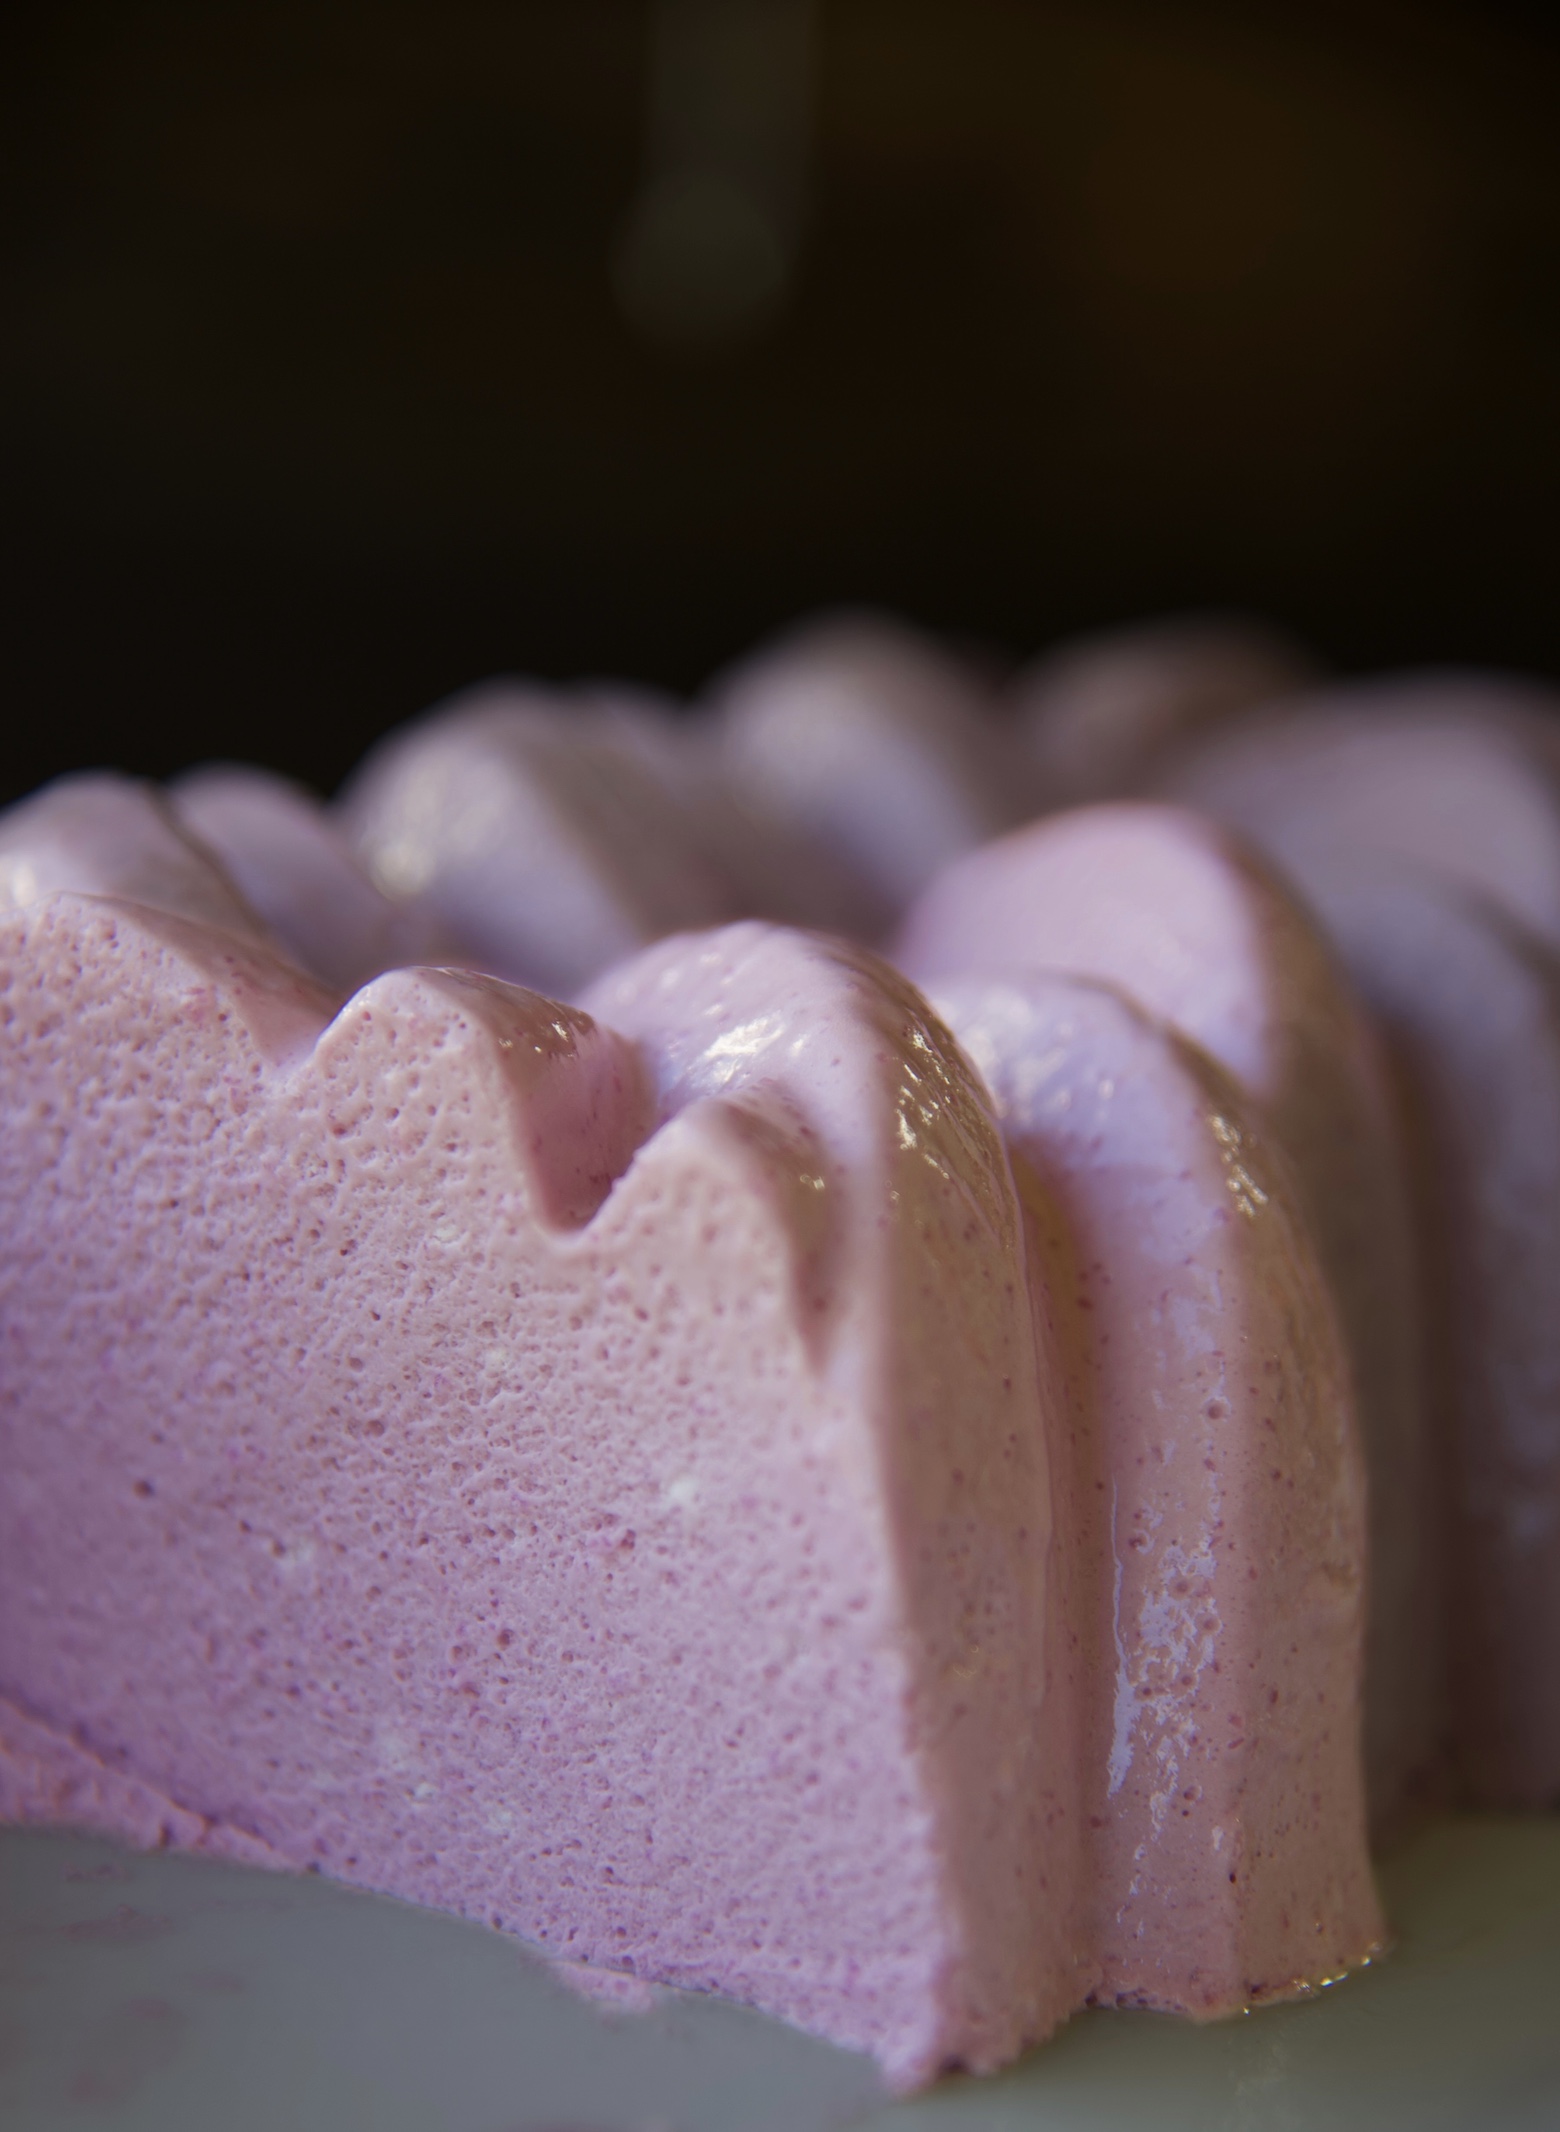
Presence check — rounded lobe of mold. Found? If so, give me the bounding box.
[337,682,738,995]
[1168,694,1560,1806]
[583,921,1048,1402]
[1015,614,1314,810]
[172,765,455,995]
[580,922,1026,1359]
[897,803,1295,1091]
[934,974,1381,2011]
[0,773,272,947]
[710,613,1021,922]
[605,923,1086,2069]
[587,923,1094,2064]
[585,684,879,938]
[318,965,655,1233]
[899,803,1436,1831]
[1237,849,1560,1807]
[1165,673,1560,953]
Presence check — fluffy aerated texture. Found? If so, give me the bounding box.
[932,974,1382,2012]
[896,804,1434,1830]
[0,794,1085,2088]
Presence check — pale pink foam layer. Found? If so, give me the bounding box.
[0,828,1079,2086]
[933,974,1382,2010]
[897,804,1436,1828]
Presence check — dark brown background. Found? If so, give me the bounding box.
[3,0,1558,806]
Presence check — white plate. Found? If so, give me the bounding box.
[2,1814,1557,2129]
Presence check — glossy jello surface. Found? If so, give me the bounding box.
[898,803,1436,1830]
[933,973,1381,2012]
